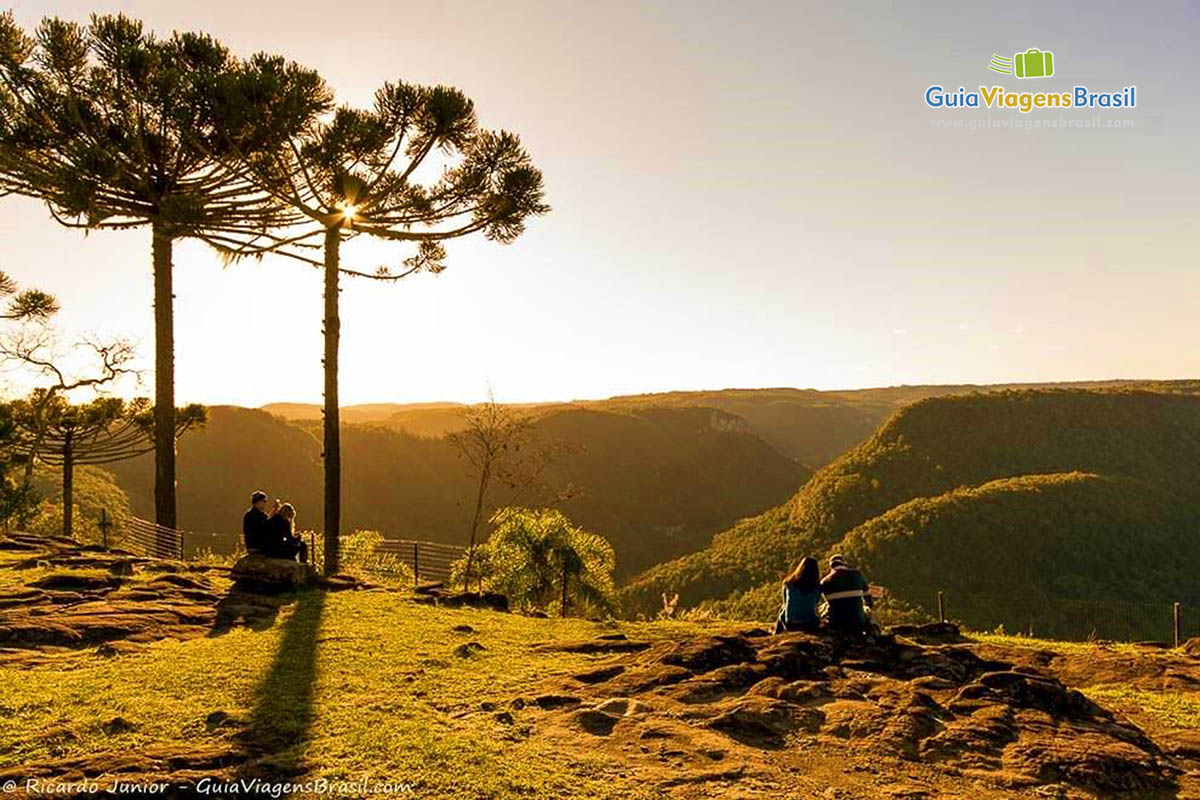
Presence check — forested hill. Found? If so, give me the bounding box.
[264,380,1200,467]
[620,389,1200,623]
[106,403,808,577]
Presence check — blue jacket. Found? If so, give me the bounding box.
[780,582,822,628]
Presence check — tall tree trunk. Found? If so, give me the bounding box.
[61,430,73,539]
[152,224,176,554]
[322,226,341,576]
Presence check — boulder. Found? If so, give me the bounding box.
[230,554,317,594]
[889,621,966,644]
[453,641,487,658]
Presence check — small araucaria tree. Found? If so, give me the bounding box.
[0,321,206,540]
[217,67,548,575]
[0,13,311,530]
[10,395,205,537]
[0,270,57,322]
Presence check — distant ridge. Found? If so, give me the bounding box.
[621,386,1200,626]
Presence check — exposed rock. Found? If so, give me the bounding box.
[530,624,1181,794]
[318,573,374,592]
[574,707,620,735]
[101,716,136,735]
[0,586,48,608]
[1184,636,1200,657]
[212,590,285,633]
[705,695,823,747]
[668,662,769,704]
[950,670,1102,719]
[28,572,123,592]
[0,741,253,786]
[204,711,235,732]
[230,553,317,593]
[440,591,509,611]
[888,621,966,644]
[533,693,581,710]
[453,641,487,658]
[537,637,651,655]
[660,634,757,671]
[147,573,211,591]
[572,664,625,684]
[1003,733,1175,792]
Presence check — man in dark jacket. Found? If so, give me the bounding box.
[820,554,873,633]
[242,491,270,553]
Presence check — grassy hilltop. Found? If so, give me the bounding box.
[621,389,1200,635]
[3,541,1198,799]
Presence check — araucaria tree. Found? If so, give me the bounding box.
[10,396,205,537]
[220,69,548,575]
[0,13,306,530]
[0,321,205,541]
[0,271,57,322]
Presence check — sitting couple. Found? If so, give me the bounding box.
[774,554,875,635]
[242,490,308,563]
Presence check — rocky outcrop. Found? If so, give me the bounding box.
[230,553,317,593]
[0,534,353,660]
[412,581,509,612]
[526,625,1181,794]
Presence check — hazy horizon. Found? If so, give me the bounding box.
[3,0,1198,407]
[253,375,1200,411]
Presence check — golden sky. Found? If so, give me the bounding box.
[2,0,1197,406]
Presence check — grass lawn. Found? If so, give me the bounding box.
[1082,684,1200,730]
[0,588,721,798]
[967,631,1148,656]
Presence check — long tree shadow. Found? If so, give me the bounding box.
[234,588,327,779]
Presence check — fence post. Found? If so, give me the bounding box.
[1174,602,1182,649]
[178,530,185,561]
[413,541,420,587]
[937,591,946,623]
[98,509,111,550]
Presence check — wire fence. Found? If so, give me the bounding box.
[116,515,467,587]
[374,538,467,584]
[909,588,1200,646]
[118,517,229,561]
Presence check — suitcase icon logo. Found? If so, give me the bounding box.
[988,48,1055,79]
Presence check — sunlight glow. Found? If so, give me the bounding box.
[340,203,358,220]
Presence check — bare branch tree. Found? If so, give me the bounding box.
[448,391,573,590]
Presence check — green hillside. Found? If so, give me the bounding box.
[282,380,1200,466]
[621,389,1200,631]
[106,404,806,577]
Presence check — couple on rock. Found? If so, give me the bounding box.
[242,490,308,563]
[775,554,878,635]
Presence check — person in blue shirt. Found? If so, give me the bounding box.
[774,556,822,634]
